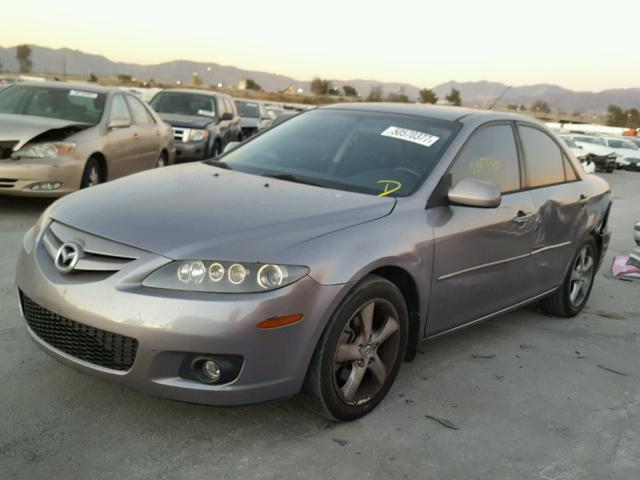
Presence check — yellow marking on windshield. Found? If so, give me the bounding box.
[377,180,402,197]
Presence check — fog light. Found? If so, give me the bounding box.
[202,360,221,382]
[30,182,62,191]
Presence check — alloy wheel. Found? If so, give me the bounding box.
[332,299,401,405]
[569,245,595,307]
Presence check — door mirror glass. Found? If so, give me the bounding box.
[108,118,131,129]
[448,178,501,208]
[223,141,240,153]
[221,112,233,121]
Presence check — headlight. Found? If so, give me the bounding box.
[142,260,309,293]
[187,129,209,142]
[23,205,53,253]
[14,142,75,159]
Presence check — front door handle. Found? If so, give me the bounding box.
[513,211,533,225]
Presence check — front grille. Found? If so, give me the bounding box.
[0,140,18,159]
[42,221,140,273]
[172,127,187,143]
[20,292,138,371]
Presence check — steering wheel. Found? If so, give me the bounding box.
[392,166,421,179]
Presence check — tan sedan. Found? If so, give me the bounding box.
[0,82,175,196]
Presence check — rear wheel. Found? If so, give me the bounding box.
[80,157,103,189]
[542,237,598,317]
[304,275,408,421]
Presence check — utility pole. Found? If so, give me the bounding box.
[63,55,67,80]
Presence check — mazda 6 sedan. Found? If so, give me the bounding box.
[0,82,175,196]
[16,104,612,421]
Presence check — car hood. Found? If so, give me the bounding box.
[158,113,214,129]
[240,117,259,128]
[48,163,396,261]
[0,113,91,150]
[612,148,640,159]
[574,141,614,157]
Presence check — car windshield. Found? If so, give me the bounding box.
[235,101,260,118]
[574,136,605,145]
[216,109,457,197]
[562,137,578,148]
[608,139,638,150]
[0,85,106,124]
[150,92,217,118]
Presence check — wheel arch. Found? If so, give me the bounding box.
[368,265,421,363]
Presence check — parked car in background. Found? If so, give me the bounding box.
[559,135,587,159]
[150,89,242,162]
[567,134,617,172]
[601,137,640,171]
[234,99,272,138]
[0,82,174,196]
[16,105,612,420]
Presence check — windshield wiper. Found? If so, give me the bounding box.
[262,173,324,188]
[204,160,233,170]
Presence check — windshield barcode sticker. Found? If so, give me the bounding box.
[69,90,98,99]
[381,126,439,147]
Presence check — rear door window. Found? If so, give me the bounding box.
[127,96,153,125]
[449,124,521,193]
[110,95,132,122]
[519,126,566,188]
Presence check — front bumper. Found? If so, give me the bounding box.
[174,140,209,163]
[0,156,82,196]
[15,235,347,406]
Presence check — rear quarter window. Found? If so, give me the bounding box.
[520,125,566,188]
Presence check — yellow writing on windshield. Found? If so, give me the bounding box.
[378,180,402,197]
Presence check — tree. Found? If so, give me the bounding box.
[366,85,384,102]
[519,104,527,111]
[117,74,133,83]
[626,108,640,129]
[16,44,33,73]
[386,91,410,103]
[419,88,438,104]
[342,85,358,97]
[88,73,98,82]
[192,73,203,86]
[506,104,518,111]
[446,87,461,106]
[310,77,331,96]
[327,87,340,95]
[245,78,262,91]
[532,100,551,114]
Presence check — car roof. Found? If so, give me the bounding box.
[15,80,114,94]
[321,102,538,124]
[161,88,228,98]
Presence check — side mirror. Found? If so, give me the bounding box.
[221,112,233,121]
[223,141,240,153]
[108,118,131,129]
[448,178,501,208]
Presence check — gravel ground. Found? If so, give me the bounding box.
[1,171,638,480]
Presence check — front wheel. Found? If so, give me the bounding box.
[541,237,598,317]
[80,157,103,189]
[304,275,408,421]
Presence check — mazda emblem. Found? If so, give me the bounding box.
[54,242,83,273]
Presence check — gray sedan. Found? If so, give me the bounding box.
[16,104,612,420]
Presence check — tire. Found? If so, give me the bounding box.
[541,236,598,317]
[80,157,103,189]
[209,139,221,159]
[156,151,168,168]
[303,275,408,421]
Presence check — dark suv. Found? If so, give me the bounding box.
[150,89,242,162]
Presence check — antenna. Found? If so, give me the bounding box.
[489,85,511,110]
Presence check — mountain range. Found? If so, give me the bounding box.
[1,45,639,113]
